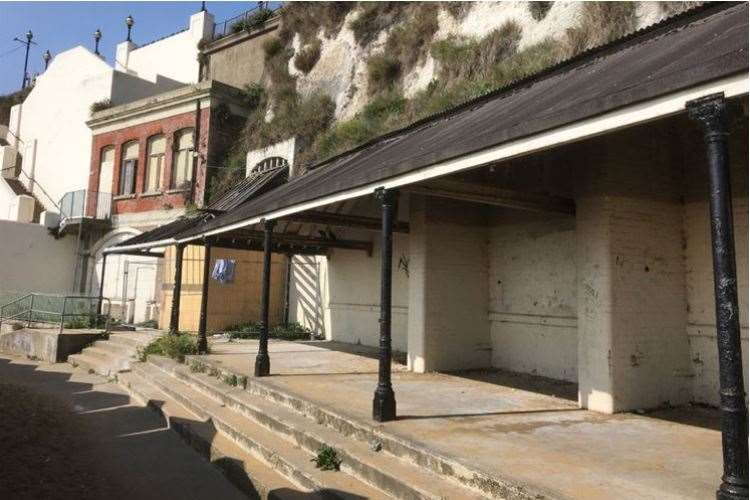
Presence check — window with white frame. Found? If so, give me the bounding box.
[145,135,165,193]
[171,129,194,189]
[119,141,139,195]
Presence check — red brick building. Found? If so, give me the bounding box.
[83,80,248,324]
[87,80,246,215]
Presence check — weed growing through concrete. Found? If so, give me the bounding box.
[138,334,201,363]
[208,367,220,378]
[311,445,342,471]
[189,360,206,373]
[237,375,248,389]
[222,373,239,387]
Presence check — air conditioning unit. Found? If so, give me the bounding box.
[0,145,19,179]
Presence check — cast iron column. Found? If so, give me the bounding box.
[687,94,748,500]
[372,187,398,422]
[97,253,107,315]
[198,238,212,354]
[254,220,275,377]
[169,243,186,335]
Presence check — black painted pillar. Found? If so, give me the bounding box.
[254,220,275,377]
[97,253,108,315]
[198,238,212,354]
[373,187,398,422]
[687,94,748,500]
[169,243,186,335]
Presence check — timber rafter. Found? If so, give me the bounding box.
[402,179,575,215]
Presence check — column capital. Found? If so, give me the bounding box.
[375,187,399,206]
[261,218,277,231]
[687,93,728,139]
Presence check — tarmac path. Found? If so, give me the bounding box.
[0,354,247,500]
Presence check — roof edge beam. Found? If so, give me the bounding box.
[214,232,373,255]
[283,210,409,233]
[104,249,165,258]
[402,179,575,215]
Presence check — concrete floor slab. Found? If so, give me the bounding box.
[200,339,722,500]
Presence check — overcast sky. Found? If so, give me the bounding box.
[0,1,269,95]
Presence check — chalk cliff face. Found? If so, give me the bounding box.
[285,2,688,121]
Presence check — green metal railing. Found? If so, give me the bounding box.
[0,293,111,334]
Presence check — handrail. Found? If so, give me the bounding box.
[0,293,112,333]
[0,293,32,309]
[17,169,62,214]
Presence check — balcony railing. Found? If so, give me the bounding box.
[58,189,112,229]
[211,2,279,41]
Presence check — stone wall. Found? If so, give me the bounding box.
[202,23,279,90]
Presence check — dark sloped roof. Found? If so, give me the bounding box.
[109,165,288,250]
[175,2,748,242]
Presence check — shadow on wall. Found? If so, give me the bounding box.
[290,256,326,336]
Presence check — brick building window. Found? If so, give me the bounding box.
[145,135,166,193]
[98,146,115,194]
[172,128,194,189]
[119,141,139,195]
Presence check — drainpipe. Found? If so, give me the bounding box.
[71,213,84,293]
[190,98,202,205]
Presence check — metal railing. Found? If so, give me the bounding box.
[58,189,112,225]
[211,2,279,40]
[0,293,112,334]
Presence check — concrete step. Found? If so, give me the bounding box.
[68,352,112,377]
[132,361,388,500]
[108,332,159,349]
[82,346,131,372]
[93,339,137,357]
[117,370,315,500]
[149,356,488,500]
[183,356,527,500]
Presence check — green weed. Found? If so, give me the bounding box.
[311,445,342,471]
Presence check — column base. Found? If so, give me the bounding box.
[197,336,208,355]
[372,386,396,422]
[254,353,270,377]
[717,480,749,500]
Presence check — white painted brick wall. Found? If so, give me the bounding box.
[408,195,491,372]
[488,209,577,382]
[576,127,692,413]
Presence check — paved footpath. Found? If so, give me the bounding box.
[0,354,247,500]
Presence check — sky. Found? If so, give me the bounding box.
[0,1,266,95]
